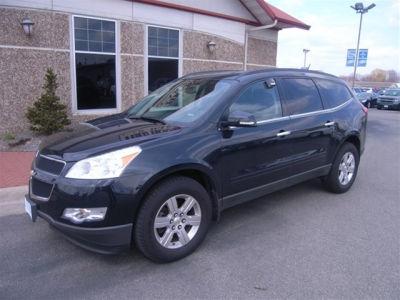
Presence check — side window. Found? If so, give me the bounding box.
[229,80,282,121]
[280,78,323,115]
[316,79,353,109]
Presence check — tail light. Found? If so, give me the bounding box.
[362,105,368,114]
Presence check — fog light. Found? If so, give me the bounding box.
[62,207,107,224]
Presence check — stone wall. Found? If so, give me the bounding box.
[0,8,71,134]
[247,37,277,67]
[120,21,145,111]
[0,8,69,49]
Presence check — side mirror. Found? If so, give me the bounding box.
[221,111,257,129]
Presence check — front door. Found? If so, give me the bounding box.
[216,79,294,208]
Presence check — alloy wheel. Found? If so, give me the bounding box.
[338,152,356,185]
[153,194,201,249]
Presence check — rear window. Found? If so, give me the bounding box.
[316,79,353,109]
[280,78,323,115]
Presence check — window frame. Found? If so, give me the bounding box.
[314,78,353,109]
[144,24,182,96]
[225,78,285,125]
[70,15,121,115]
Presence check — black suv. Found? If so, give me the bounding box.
[25,69,367,262]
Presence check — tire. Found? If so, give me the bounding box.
[322,143,359,194]
[134,176,212,263]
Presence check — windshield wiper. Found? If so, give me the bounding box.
[128,115,165,125]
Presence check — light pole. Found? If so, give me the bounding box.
[350,2,376,87]
[303,49,310,68]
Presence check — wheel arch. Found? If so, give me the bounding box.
[135,164,221,221]
[338,133,361,157]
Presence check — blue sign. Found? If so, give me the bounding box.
[358,49,368,66]
[346,49,368,67]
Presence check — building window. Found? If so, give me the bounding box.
[147,26,179,93]
[73,16,118,111]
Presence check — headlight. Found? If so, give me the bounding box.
[65,146,142,179]
[62,207,107,224]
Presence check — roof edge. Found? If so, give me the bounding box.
[132,0,261,26]
[256,0,311,30]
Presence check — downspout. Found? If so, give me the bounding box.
[244,19,278,70]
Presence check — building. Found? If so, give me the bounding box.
[0,0,309,134]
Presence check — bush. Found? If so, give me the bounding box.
[26,68,70,135]
[2,132,15,142]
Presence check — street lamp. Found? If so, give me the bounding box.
[350,2,376,87]
[303,49,310,68]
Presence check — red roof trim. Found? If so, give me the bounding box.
[133,0,261,26]
[256,0,310,30]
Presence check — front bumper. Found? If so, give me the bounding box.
[27,194,133,254]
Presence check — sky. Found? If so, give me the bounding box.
[268,0,400,76]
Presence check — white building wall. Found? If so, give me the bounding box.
[192,14,246,44]
[132,2,193,29]
[1,0,277,44]
[247,27,278,42]
[160,0,257,21]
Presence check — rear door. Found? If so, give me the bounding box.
[277,77,334,174]
[314,78,354,161]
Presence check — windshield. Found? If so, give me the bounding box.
[384,89,400,96]
[126,78,232,124]
[356,92,369,100]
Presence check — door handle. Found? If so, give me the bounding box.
[324,121,335,127]
[276,130,291,137]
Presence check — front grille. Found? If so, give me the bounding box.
[30,177,53,200]
[379,97,394,102]
[36,155,65,175]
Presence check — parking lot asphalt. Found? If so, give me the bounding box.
[1,109,399,299]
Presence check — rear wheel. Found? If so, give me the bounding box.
[323,143,359,193]
[134,176,212,263]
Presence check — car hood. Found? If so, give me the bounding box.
[39,114,181,161]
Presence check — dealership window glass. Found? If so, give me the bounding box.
[74,16,117,110]
[315,79,353,109]
[280,78,323,115]
[229,81,282,121]
[148,26,179,92]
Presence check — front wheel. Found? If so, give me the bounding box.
[134,176,212,263]
[322,143,359,193]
